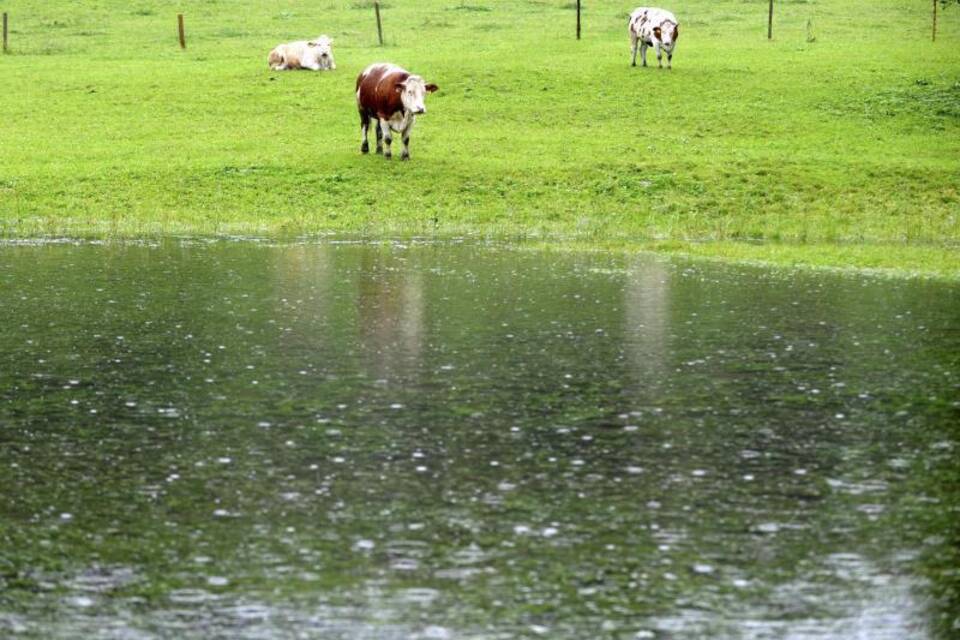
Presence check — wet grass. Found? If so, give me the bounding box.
[0,0,958,275]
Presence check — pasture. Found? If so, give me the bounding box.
[0,0,958,275]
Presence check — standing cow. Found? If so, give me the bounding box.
[629,8,679,68]
[356,63,438,161]
[268,36,336,71]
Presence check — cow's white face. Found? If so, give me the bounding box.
[308,36,333,62]
[398,75,438,115]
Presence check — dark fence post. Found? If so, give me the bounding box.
[178,14,186,49]
[375,2,384,46]
[2,13,8,53]
[767,0,773,40]
[576,0,581,40]
[932,0,939,42]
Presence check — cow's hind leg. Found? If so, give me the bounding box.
[630,34,639,67]
[375,119,384,155]
[360,112,370,154]
[379,119,393,159]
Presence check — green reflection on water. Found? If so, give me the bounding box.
[0,241,957,639]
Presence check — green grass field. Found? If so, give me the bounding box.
[0,0,958,276]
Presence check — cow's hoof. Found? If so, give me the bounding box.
[361,142,369,154]
[375,147,383,155]
[384,152,392,160]
[401,153,410,161]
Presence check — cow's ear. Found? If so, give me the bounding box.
[653,26,662,40]
[673,25,679,40]
[425,83,439,93]
[307,41,317,47]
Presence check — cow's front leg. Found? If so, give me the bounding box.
[655,43,663,68]
[400,122,415,161]
[360,115,370,154]
[379,119,393,159]
[667,51,672,69]
[640,42,648,67]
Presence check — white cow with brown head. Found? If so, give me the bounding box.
[629,8,679,68]
[268,35,335,71]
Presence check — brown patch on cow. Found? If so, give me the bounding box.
[672,25,679,41]
[356,64,410,122]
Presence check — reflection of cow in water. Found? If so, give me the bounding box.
[270,246,424,382]
[356,250,424,380]
[625,258,671,392]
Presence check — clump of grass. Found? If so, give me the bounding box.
[448,3,492,11]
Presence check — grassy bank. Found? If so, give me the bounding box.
[0,0,958,275]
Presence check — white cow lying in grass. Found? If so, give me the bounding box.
[268,36,336,71]
[629,7,679,68]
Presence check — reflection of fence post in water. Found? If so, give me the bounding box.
[3,13,8,54]
[375,2,384,46]
[178,14,186,49]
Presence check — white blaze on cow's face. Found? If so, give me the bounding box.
[398,75,437,115]
[659,23,677,51]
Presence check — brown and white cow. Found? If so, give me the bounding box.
[268,36,335,71]
[629,7,679,68]
[356,63,438,160]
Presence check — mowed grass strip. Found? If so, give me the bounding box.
[0,0,958,275]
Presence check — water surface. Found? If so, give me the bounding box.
[0,241,957,639]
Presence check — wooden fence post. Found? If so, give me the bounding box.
[178,13,186,49]
[932,0,939,42]
[3,13,8,54]
[576,0,581,40]
[767,0,773,40]
[374,2,384,46]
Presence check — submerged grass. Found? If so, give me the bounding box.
[0,0,958,275]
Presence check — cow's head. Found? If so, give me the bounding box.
[308,35,334,62]
[397,75,439,115]
[656,22,679,51]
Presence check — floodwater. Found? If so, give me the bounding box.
[0,240,957,640]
